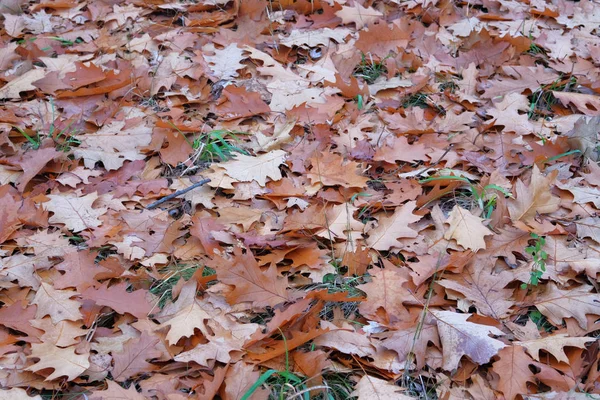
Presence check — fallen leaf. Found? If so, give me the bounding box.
[366,201,422,250]
[45,192,107,233]
[32,282,82,324]
[222,150,286,186]
[508,165,560,224]
[432,310,506,371]
[444,205,493,252]
[516,333,594,363]
[492,345,536,400]
[26,342,90,381]
[351,375,414,400]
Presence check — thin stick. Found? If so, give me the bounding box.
[146,178,211,209]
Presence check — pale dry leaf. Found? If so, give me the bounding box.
[534,283,600,329]
[32,282,82,324]
[366,201,422,250]
[444,205,493,252]
[351,375,414,400]
[335,3,383,29]
[508,165,560,224]
[279,28,351,48]
[26,342,90,381]
[553,92,600,116]
[74,119,153,171]
[222,150,286,186]
[0,388,42,400]
[516,333,594,363]
[565,116,600,161]
[0,68,46,99]
[432,310,506,370]
[203,43,246,80]
[45,192,107,233]
[575,217,600,242]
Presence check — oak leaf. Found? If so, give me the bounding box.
[90,380,145,400]
[438,258,515,319]
[313,321,374,357]
[111,332,160,382]
[366,201,422,250]
[492,345,536,400]
[26,342,90,381]
[444,205,493,252]
[516,333,594,363]
[355,21,411,58]
[335,3,383,29]
[32,282,82,324]
[45,192,107,233]
[382,321,439,369]
[81,282,153,320]
[74,119,153,171]
[358,268,412,324]
[224,362,269,400]
[508,165,560,224]
[308,152,369,188]
[222,150,286,186]
[432,310,506,370]
[534,283,600,329]
[174,336,239,367]
[351,375,414,400]
[212,246,293,308]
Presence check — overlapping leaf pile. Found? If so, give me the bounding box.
[0,0,599,399]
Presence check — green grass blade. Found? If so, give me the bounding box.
[418,175,471,184]
[241,369,278,400]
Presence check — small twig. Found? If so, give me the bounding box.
[146,178,211,209]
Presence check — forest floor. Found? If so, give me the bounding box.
[0,0,599,399]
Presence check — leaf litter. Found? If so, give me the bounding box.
[0,0,599,399]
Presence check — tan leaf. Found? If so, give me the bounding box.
[26,342,90,381]
[315,203,363,241]
[111,332,161,382]
[366,201,422,250]
[222,150,286,186]
[444,205,493,252]
[74,119,153,171]
[438,259,515,319]
[565,116,600,161]
[224,362,269,400]
[560,184,600,208]
[90,380,145,400]
[335,3,383,29]
[30,318,87,347]
[553,91,600,116]
[358,268,412,324]
[212,246,293,308]
[45,192,107,233]
[432,310,506,370]
[0,68,45,99]
[203,43,245,80]
[516,333,594,363]
[508,165,560,224]
[575,217,600,243]
[492,345,536,400]
[32,282,82,324]
[158,301,214,345]
[217,206,264,231]
[0,388,42,400]
[313,321,375,357]
[174,336,239,366]
[534,283,600,329]
[351,375,414,400]
[279,28,351,48]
